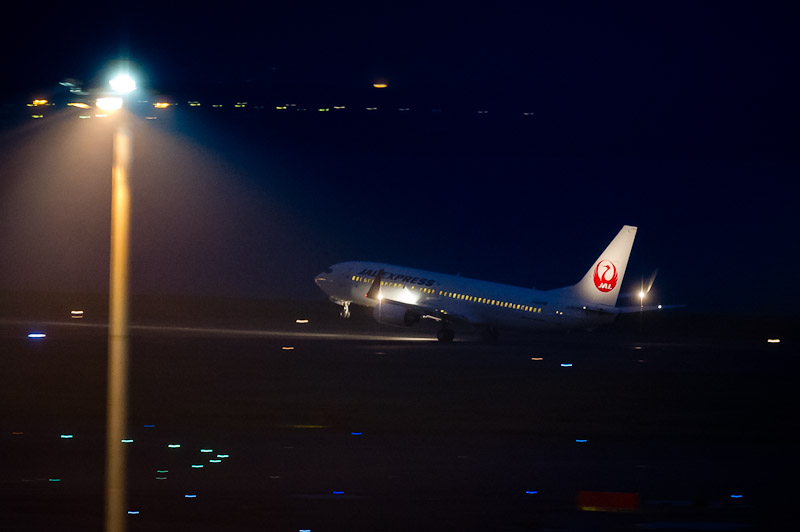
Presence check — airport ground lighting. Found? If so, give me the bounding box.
[100,71,135,532]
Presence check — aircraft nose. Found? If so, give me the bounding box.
[314,268,333,287]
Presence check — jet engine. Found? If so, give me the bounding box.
[373,301,421,327]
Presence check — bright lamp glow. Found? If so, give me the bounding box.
[109,74,136,93]
[96,97,123,112]
[638,290,645,300]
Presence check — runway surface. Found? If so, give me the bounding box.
[0,302,795,531]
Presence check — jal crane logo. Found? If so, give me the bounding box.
[593,260,618,292]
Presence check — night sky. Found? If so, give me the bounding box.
[0,3,797,315]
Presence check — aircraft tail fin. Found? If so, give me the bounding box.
[570,225,637,307]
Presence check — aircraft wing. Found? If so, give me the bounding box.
[366,268,480,324]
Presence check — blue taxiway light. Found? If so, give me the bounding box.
[576,439,588,443]
[143,424,155,428]
[731,494,743,498]
[351,432,363,436]
[184,494,197,498]
[561,363,573,367]
[27,333,46,339]
[332,491,344,495]
[525,490,538,494]
[127,511,140,515]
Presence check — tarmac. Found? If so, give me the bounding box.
[0,296,795,530]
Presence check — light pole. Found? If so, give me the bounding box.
[97,72,135,532]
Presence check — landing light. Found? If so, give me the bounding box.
[96,97,123,112]
[109,73,136,94]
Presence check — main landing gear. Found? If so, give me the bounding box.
[339,301,351,319]
[436,325,454,343]
[481,327,500,343]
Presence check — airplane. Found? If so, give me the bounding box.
[314,225,672,342]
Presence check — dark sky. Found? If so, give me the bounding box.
[0,2,798,315]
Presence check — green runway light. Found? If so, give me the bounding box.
[200,449,213,453]
[168,444,181,448]
[60,434,73,439]
[216,454,229,458]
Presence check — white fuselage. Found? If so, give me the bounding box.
[315,261,618,331]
